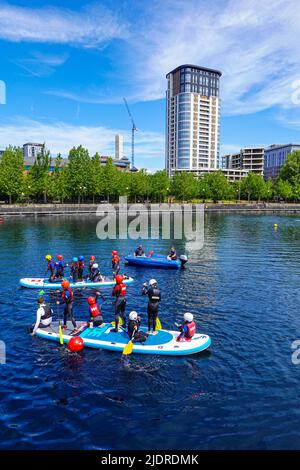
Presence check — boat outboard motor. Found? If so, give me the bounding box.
[179,255,188,267]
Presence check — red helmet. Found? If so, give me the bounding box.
[57,254,63,261]
[61,279,70,289]
[90,255,95,260]
[87,296,96,305]
[112,250,118,256]
[115,274,124,284]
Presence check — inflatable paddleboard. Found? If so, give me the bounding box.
[35,321,211,356]
[20,276,134,289]
[125,254,188,269]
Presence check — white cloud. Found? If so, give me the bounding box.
[0,3,127,46]
[129,0,300,116]
[45,0,300,118]
[13,52,70,77]
[0,117,164,166]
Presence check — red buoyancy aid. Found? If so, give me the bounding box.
[185,321,196,339]
[113,283,127,297]
[112,255,120,264]
[71,261,79,271]
[62,287,74,303]
[89,303,100,318]
[79,260,84,269]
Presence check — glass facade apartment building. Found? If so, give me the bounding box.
[166,64,222,176]
[264,144,300,181]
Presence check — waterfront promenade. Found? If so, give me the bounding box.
[0,202,300,216]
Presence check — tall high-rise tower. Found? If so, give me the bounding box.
[115,134,124,160]
[166,65,222,176]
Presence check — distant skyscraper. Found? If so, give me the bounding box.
[165,64,222,176]
[115,134,124,160]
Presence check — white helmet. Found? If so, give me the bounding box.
[129,311,138,321]
[184,312,193,322]
[149,279,157,286]
[92,263,99,269]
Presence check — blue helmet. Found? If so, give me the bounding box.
[78,256,84,261]
[73,257,78,262]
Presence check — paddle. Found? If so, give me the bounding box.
[56,302,63,345]
[122,329,135,356]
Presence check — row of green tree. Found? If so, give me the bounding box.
[0,146,300,203]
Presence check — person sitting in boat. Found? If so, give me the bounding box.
[70,257,79,282]
[30,296,53,335]
[78,256,85,280]
[87,292,105,328]
[142,279,161,335]
[54,254,65,279]
[45,254,55,282]
[134,245,145,257]
[88,256,96,276]
[176,312,196,342]
[167,247,177,260]
[128,311,148,343]
[112,250,120,275]
[112,274,127,332]
[89,263,103,282]
[56,280,78,332]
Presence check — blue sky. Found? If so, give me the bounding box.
[0,0,300,170]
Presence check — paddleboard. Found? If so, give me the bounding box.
[20,276,134,289]
[35,321,211,356]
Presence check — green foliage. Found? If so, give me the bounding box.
[275,179,294,201]
[2,144,300,204]
[279,150,300,185]
[241,173,266,201]
[170,172,198,200]
[0,146,24,203]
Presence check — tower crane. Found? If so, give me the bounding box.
[123,97,137,167]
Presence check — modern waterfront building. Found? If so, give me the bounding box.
[183,167,248,183]
[23,142,44,159]
[264,144,300,181]
[115,134,124,160]
[223,147,265,176]
[166,64,222,177]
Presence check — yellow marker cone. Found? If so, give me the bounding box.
[111,317,123,328]
[155,317,162,330]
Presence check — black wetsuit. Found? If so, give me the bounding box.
[142,285,161,331]
[168,250,177,260]
[128,319,148,343]
[135,247,145,256]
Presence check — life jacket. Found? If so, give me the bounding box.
[71,261,79,271]
[41,304,53,321]
[135,248,144,256]
[47,261,55,272]
[149,287,161,303]
[112,256,119,266]
[89,303,100,318]
[56,261,64,272]
[62,287,74,303]
[79,260,84,269]
[113,283,126,297]
[89,261,94,271]
[184,321,196,339]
